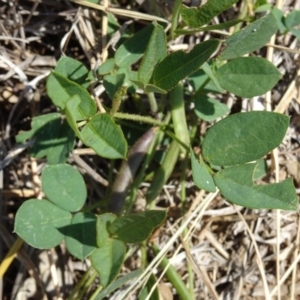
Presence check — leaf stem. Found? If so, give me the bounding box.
[113,112,164,126]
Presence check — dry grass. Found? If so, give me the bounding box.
[1,0,300,299]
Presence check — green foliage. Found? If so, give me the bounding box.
[194,95,229,121]
[108,210,167,243]
[214,164,298,210]
[41,164,87,212]
[152,39,220,91]
[16,113,75,163]
[14,1,298,294]
[216,57,282,97]
[202,111,289,166]
[64,212,97,260]
[90,239,126,287]
[272,8,300,39]
[191,151,216,193]
[80,114,127,159]
[14,199,72,249]
[219,13,278,60]
[181,0,239,28]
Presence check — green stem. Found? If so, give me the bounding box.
[170,0,182,40]
[114,112,164,126]
[147,92,158,113]
[170,82,190,154]
[77,268,97,300]
[152,244,193,300]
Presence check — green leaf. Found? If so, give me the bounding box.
[64,95,83,138]
[47,119,76,164]
[289,27,300,39]
[285,10,300,29]
[96,213,117,247]
[219,14,278,61]
[214,164,298,210]
[14,199,72,249]
[54,56,90,89]
[16,113,61,158]
[189,69,221,93]
[175,19,243,35]
[181,0,239,28]
[81,114,127,159]
[97,58,116,76]
[64,212,97,260]
[202,111,289,166]
[216,57,282,97]
[272,8,287,33]
[255,4,273,13]
[42,164,87,212]
[138,23,167,84]
[115,23,155,67]
[194,95,229,121]
[253,158,268,181]
[201,62,223,93]
[191,151,216,192]
[46,71,97,119]
[103,74,125,100]
[108,210,167,243]
[95,270,142,300]
[107,12,120,36]
[152,39,220,91]
[90,238,126,287]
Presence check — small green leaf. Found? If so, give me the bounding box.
[97,58,116,76]
[96,213,117,247]
[181,0,239,28]
[54,56,90,89]
[108,210,167,243]
[46,71,97,119]
[216,57,282,97]
[115,24,155,67]
[47,119,76,164]
[153,39,220,91]
[42,164,87,212]
[138,23,167,84]
[194,95,229,121]
[285,10,300,29]
[272,8,287,33]
[202,111,289,166]
[64,212,97,260]
[219,14,278,61]
[103,74,125,100]
[214,164,298,210]
[16,113,61,158]
[90,239,126,287]
[81,114,127,159]
[14,199,72,249]
[191,151,216,192]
